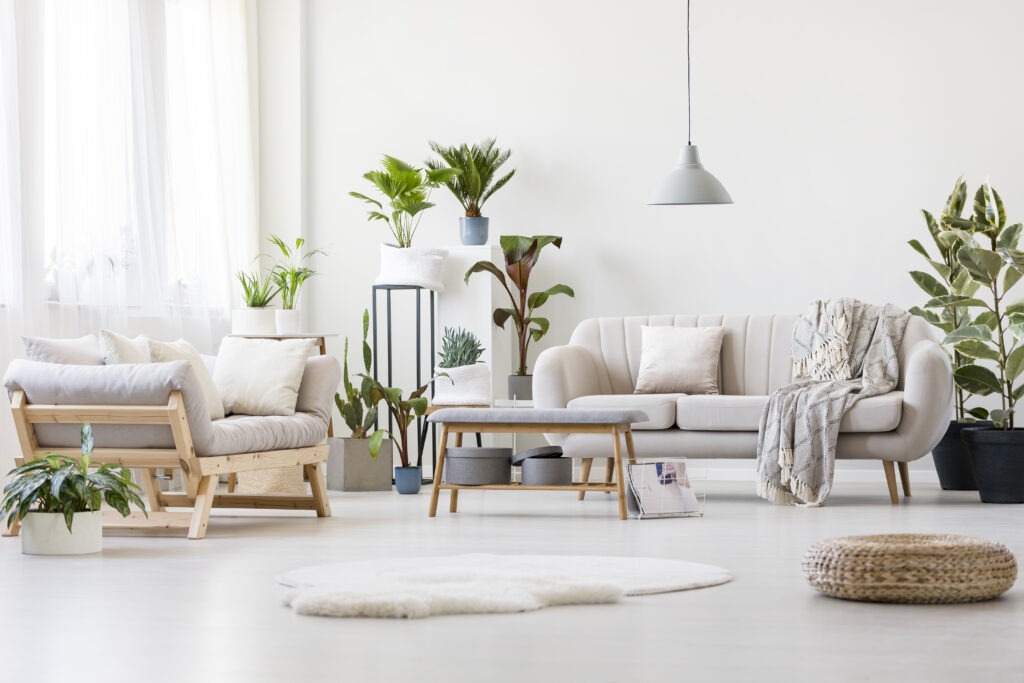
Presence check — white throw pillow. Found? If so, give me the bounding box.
[148,339,226,421]
[634,326,724,395]
[22,334,103,364]
[213,337,315,416]
[99,329,150,364]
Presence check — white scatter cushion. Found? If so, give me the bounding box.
[148,339,226,421]
[22,334,103,364]
[213,337,315,416]
[634,326,725,395]
[99,329,150,364]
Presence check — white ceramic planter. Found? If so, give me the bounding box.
[375,244,448,292]
[20,510,102,555]
[433,364,492,406]
[276,309,301,334]
[231,307,277,335]
[326,437,393,492]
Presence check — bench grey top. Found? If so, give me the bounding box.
[427,408,649,425]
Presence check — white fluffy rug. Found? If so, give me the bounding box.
[276,554,732,619]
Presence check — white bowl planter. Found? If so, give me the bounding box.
[20,510,102,555]
[232,307,277,335]
[276,309,301,334]
[375,244,448,292]
[432,364,492,406]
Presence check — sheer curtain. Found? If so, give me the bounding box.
[1,0,257,354]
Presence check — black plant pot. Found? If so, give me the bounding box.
[961,427,1024,504]
[932,420,989,490]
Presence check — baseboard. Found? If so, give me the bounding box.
[587,460,940,485]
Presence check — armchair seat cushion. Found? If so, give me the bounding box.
[675,392,904,433]
[567,393,683,430]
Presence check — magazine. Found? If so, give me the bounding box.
[625,460,702,518]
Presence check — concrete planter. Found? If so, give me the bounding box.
[507,374,533,400]
[444,447,512,485]
[327,438,393,492]
[459,216,490,245]
[433,364,492,406]
[21,510,102,555]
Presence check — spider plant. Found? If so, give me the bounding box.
[268,234,324,310]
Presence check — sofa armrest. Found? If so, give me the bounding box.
[895,339,953,458]
[533,345,603,409]
[295,355,341,427]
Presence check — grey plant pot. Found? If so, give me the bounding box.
[444,447,512,485]
[326,437,393,492]
[459,216,490,245]
[508,374,533,401]
[521,457,572,486]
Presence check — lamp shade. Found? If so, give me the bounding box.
[648,145,733,205]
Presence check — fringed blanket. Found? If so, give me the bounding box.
[756,298,910,506]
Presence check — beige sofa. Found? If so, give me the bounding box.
[533,314,953,503]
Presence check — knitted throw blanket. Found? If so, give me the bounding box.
[755,298,910,506]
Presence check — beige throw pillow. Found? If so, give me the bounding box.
[22,334,103,364]
[148,339,226,421]
[213,337,315,416]
[99,329,150,364]
[634,326,724,395]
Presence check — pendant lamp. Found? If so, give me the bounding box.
[648,0,732,205]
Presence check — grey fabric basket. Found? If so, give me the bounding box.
[522,457,572,486]
[444,447,513,485]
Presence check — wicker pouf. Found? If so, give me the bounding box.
[803,534,1017,604]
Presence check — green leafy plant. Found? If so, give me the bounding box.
[268,235,324,310]
[1,424,147,532]
[426,138,515,217]
[465,235,575,376]
[359,376,436,468]
[923,178,1024,429]
[438,327,485,369]
[350,155,458,248]
[908,176,986,422]
[236,269,280,307]
[334,310,385,447]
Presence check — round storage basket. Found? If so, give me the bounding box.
[444,447,512,485]
[513,446,571,486]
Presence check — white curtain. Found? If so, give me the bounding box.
[0,0,257,353]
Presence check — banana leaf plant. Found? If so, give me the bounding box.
[359,376,434,468]
[908,176,986,422]
[464,235,575,376]
[334,310,385,449]
[924,179,1024,429]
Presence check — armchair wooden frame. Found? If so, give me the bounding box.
[3,390,331,539]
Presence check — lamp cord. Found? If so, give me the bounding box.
[687,0,692,146]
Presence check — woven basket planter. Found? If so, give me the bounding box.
[235,466,307,495]
[803,534,1017,604]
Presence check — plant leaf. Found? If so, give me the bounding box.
[942,325,993,345]
[954,365,1001,395]
[1006,346,1024,381]
[957,246,1004,285]
[967,407,990,420]
[527,283,576,310]
[923,295,987,309]
[954,339,1000,361]
[910,271,949,298]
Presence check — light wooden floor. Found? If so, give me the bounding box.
[1,480,1022,682]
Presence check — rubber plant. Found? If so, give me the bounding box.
[925,179,1024,429]
[465,235,574,376]
[334,309,385,448]
[426,138,515,218]
[908,176,987,422]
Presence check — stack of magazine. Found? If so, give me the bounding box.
[625,460,703,519]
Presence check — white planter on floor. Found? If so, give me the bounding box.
[432,364,492,406]
[20,511,102,555]
[276,309,301,334]
[375,244,448,292]
[231,307,277,335]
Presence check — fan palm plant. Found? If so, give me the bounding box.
[426,138,515,218]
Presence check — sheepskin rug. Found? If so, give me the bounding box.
[276,554,732,619]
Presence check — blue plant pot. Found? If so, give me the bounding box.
[394,466,422,494]
[460,216,489,245]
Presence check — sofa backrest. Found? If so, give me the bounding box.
[567,314,934,396]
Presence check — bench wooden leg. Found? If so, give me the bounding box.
[188,475,218,539]
[611,427,627,520]
[897,461,911,497]
[578,458,593,500]
[449,489,459,513]
[429,426,450,517]
[882,461,900,505]
[304,462,332,517]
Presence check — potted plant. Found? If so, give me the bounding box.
[426,138,516,246]
[232,267,280,334]
[360,375,434,494]
[350,155,458,291]
[433,327,491,406]
[329,310,393,492]
[1,424,147,554]
[268,234,324,334]
[465,235,575,399]
[908,176,990,489]
[925,179,1024,503]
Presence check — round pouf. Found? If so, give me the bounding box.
[803,534,1017,604]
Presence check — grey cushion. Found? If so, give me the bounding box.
[675,392,904,433]
[428,407,649,425]
[567,393,682,430]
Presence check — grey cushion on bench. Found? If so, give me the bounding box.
[428,407,649,425]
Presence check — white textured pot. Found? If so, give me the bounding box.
[326,438,394,492]
[231,307,277,335]
[433,364,492,406]
[375,244,448,292]
[275,309,301,334]
[21,511,102,555]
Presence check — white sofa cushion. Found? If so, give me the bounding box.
[213,337,315,416]
[148,339,225,421]
[634,326,724,394]
[675,392,904,433]
[567,393,684,430]
[22,334,103,365]
[99,329,150,364]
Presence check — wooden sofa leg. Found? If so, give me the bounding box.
[188,475,218,539]
[139,469,166,512]
[882,461,900,505]
[578,458,593,500]
[897,462,911,497]
[2,515,21,537]
[304,463,332,518]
